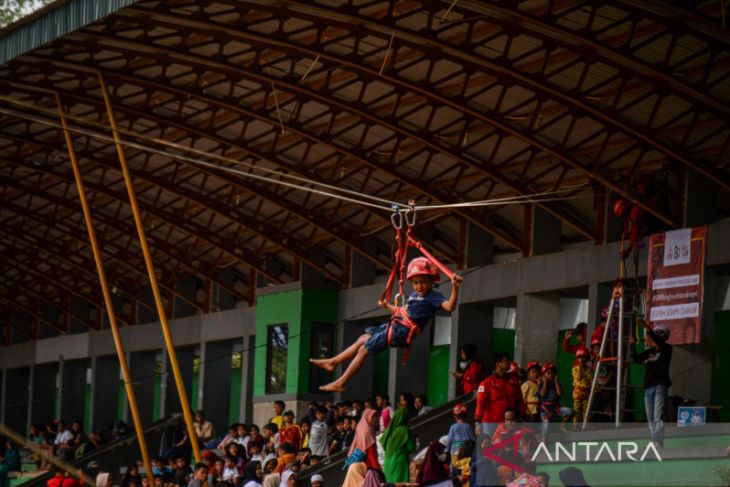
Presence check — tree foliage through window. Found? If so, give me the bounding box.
[0,0,53,28]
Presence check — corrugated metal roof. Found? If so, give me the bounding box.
[0,0,137,65]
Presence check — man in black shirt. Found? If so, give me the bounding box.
[630,320,673,447]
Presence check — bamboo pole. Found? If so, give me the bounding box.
[55,93,155,486]
[0,423,95,486]
[95,73,201,463]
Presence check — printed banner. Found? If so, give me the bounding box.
[646,226,707,344]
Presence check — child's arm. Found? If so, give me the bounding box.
[441,276,463,312]
[378,299,397,314]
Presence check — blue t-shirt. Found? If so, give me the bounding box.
[405,290,446,327]
[535,382,561,403]
[446,421,475,454]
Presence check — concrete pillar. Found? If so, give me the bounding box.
[588,282,613,334]
[514,292,561,365]
[685,169,718,227]
[337,319,379,402]
[130,351,157,426]
[202,339,234,434]
[164,346,195,417]
[60,359,88,423]
[239,334,256,424]
[31,363,58,425]
[528,206,562,256]
[92,355,120,433]
[4,367,30,432]
[387,321,430,401]
[448,302,494,398]
[466,222,495,268]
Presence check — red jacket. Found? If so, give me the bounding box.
[461,360,487,394]
[475,372,525,423]
[47,475,82,487]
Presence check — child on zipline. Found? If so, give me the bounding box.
[311,256,462,392]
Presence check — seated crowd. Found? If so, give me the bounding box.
[3,328,607,487]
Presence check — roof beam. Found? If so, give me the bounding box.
[0,174,255,303]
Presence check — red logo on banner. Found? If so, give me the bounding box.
[646,226,707,345]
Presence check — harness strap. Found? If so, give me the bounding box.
[386,306,421,364]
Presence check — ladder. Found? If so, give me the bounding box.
[582,283,643,429]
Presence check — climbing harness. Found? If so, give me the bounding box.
[379,201,457,364]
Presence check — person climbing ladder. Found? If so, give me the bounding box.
[311,256,462,392]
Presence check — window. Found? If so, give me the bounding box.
[266,324,289,394]
[309,322,334,393]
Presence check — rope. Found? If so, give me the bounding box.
[0,97,593,214]
[0,96,405,210]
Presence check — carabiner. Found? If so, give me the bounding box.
[404,202,417,228]
[391,205,403,230]
[393,292,405,308]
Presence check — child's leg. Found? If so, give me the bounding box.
[310,333,371,372]
[319,345,371,392]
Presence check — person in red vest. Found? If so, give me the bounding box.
[46,466,82,487]
[474,352,525,438]
[451,343,486,394]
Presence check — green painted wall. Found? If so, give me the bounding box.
[428,345,451,407]
[152,374,162,422]
[372,348,390,398]
[254,289,339,396]
[556,330,575,408]
[491,328,515,358]
[229,365,242,423]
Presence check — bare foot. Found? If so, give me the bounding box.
[320,382,346,392]
[310,358,335,372]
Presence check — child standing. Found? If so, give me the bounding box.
[311,257,462,392]
[376,393,393,433]
[445,403,476,460]
[278,411,302,451]
[571,347,593,426]
[269,401,285,430]
[308,407,329,458]
[535,363,572,441]
[521,361,541,423]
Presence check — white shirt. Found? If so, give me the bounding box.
[53,429,73,446]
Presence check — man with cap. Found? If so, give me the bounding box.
[630,319,673,447]
[309,473,324,487]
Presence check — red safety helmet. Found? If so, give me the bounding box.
[526,361,541,372]
[507,361,520,375]
[541,362,557,374]
[575,346,590,359]
[453,403,468,416]
[590,337,601,347]
[613,198,629,218]
[406,257,441,280]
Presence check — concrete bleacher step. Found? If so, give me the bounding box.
[299,392,477,486]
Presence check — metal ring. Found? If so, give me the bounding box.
[393,292,404,307]
[390,210,403,229]
[404,208,417,227]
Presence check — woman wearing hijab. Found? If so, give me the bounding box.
[278,470,296,487]
[241,461,263,487]
[416,441,450,486]
[380,407,415,483]
[450,344,486,394]
[346,409,380,469]
[342,463,367,487]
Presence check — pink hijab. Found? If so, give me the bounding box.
[348,408,377,456]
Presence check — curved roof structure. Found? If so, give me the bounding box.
[0,0,728,342]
